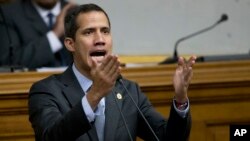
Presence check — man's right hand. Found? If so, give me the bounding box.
[87,55,121,110]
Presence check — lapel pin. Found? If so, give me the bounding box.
[116,93,122,100]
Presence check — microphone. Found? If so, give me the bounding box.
[116,75,160,141]
[159,14,228,64]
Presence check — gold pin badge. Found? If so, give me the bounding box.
[116,93,122,100]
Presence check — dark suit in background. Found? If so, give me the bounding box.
[29,66,191,141]
[0,0,72,69]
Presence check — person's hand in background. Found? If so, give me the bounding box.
[53,2,76,38]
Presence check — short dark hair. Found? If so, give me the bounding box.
[64,3,111,39]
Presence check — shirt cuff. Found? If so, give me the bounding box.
[173,99,190,118]
[47,31,62,53]
[81,96,95,122]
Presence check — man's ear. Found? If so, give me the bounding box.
[64,37,75,52]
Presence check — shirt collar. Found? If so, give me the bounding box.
[72,64,93,93]
[72,64,105,110]
[32,1,61,20]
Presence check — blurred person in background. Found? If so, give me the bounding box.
[0,0,75,69]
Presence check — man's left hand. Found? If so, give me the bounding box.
[173,56,196,103]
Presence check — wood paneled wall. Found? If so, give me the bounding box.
[1,60,250,141]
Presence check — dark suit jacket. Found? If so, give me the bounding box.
[0,0,72,69]
[29,66,191,141]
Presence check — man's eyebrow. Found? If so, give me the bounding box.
[81,27,95,31]
[101,26,110,29]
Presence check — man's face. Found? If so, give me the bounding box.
[33,0,58,9]
[69,11,112,73]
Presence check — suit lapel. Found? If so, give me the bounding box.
[85,125,99,141]
[104,82,125,141]
[23,0,68,35]
[60,67,84,107]
[59,67,99,141]
[23,0,48,34]
[59,67,128,141]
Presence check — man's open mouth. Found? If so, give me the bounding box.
[90,50,107,63]
[90,50,106,57]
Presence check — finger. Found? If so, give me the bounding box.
[89,57,99,80]
[178,57,189,72]
[110,61,121,82]
[184,67,193,82]
[107,58,119,74]
[90,57,98,70]
[60,3,76,16]
[187,55,197,68]
[99,55,113,71]
[111,67,121,81]
[177,57,185,69]
[103,55,118,74]
[108,59,120,81]
[64,3,76,10]
[68,0,76,3]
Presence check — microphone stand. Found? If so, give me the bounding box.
[112,90,133,141]
[0,5,27,72]
[159,14,228,64]
[117,76,160,141]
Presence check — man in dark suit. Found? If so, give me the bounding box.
[0,0,75,69]
[29,3,197,141]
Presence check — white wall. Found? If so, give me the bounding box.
[73,0,250,56]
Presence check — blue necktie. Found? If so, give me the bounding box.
[86,85,105,141]
[47,12,67,66]
[47,12,54,30]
